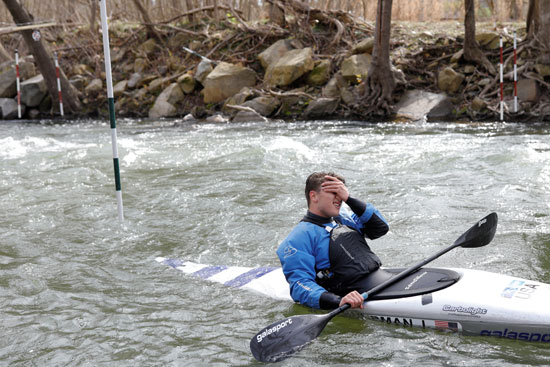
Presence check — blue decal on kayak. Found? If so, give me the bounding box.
[224,267,278,288]
[193,265,228,279]
[501,279,525,298]
[163,258,184,268]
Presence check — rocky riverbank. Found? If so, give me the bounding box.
[0,19,549,122]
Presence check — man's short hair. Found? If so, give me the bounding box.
[304,172,345,207]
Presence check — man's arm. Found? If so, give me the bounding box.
[343,196,389,239]
[277,233,328,309]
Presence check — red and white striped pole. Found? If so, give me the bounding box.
[499,35,504,121]
[54,52,64,116]
[513,31,518,113]
[15,49,21,119]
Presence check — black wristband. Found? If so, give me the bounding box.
[319,291,342,309]
[345,196,367,216]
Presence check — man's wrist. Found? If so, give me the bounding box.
[319,292,342,309]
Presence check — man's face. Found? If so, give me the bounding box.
[310,187,342,218]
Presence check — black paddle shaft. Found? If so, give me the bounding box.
[250,212,498,363]
[363,212,498,301]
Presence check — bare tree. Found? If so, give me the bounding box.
[185,0,195,23]
[526,0,540,38]
[130,0,163,42]
[2,0,81,114]
[267,0,286,27]
[89,0,98,35]
[538,0,550,64]
[0,42,12,62]
[463,0,495,74]
[361,0,395,114]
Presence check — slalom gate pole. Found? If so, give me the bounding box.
[15,49,21,118]
[499,35,504,121]
[54,52,64,116]
[513,30,518,113]
[99,0,124,221]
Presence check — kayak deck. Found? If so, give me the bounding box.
[156,257,550,342]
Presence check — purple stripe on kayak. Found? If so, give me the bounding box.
[192,265,228,279]
[224,267,278,288]
[162,258,184,268]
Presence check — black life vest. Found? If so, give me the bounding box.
[302,214,382,296]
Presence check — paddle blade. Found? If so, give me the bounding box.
[454,212,498,248]
[250,313,333,363]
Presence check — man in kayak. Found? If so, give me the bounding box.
[277,172,389,310]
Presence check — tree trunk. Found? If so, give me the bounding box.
[526,0,539,38]
[0,42,12,62]
[463,0,496,74]
[90,0,98,35]
[538,0,550,64]
[361,0,395,115]
[213,0,219,23]
[2,0,81,114]
[185,0,195,23]
[268,0,286,27]
[509,0,521,20]
[130,0,164,42]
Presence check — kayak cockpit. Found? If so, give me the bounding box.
[365,267,461,300]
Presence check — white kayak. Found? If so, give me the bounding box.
[156,256,550,343]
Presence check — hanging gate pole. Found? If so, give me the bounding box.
[513,31,518,113]
[15,49,21,118]
[54,52,64,116]
[499,35,504,121]
[99,0,124,221]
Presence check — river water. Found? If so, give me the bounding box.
[1,118,549,366]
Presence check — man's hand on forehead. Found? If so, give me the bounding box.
[321,175,349,201]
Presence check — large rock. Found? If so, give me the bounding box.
[303,97,339,119]
[113,80,128,97]
[85,78,103,95]
[395,90,453,121]
[134,58,147,73]
[232,109,268,123]
[307,59,331,86]
[127,72,143,89]
[0,98,21,119]
[322,73,345,98]
[139,39,158,55]
[264,48,314,87]
[19,61,36,80]
[224,87,255,107]
[278,88,309,117]
[451,49,464,63]
[177,73,196,94]
[72,63,94,76]
[0,68,16,98]
[471,96,488,112]
[242,96,280,117]
[534,64,550,77]
[340,54,372,84]
[195,59,215,85]
[340,88,356,105]
[149,99,176,119]
[476,32,499,49]
[438,67,464,93]
[352,38,374,55]
[202,62,256,104]
[148,77,169,94]
[517,79,540,102]
[258,39,295,69]
[149,83,184,118]
[20,74,47,107]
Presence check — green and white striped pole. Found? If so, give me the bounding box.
[99,0,124,221]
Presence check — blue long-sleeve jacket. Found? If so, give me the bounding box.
[276,197,388,309]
